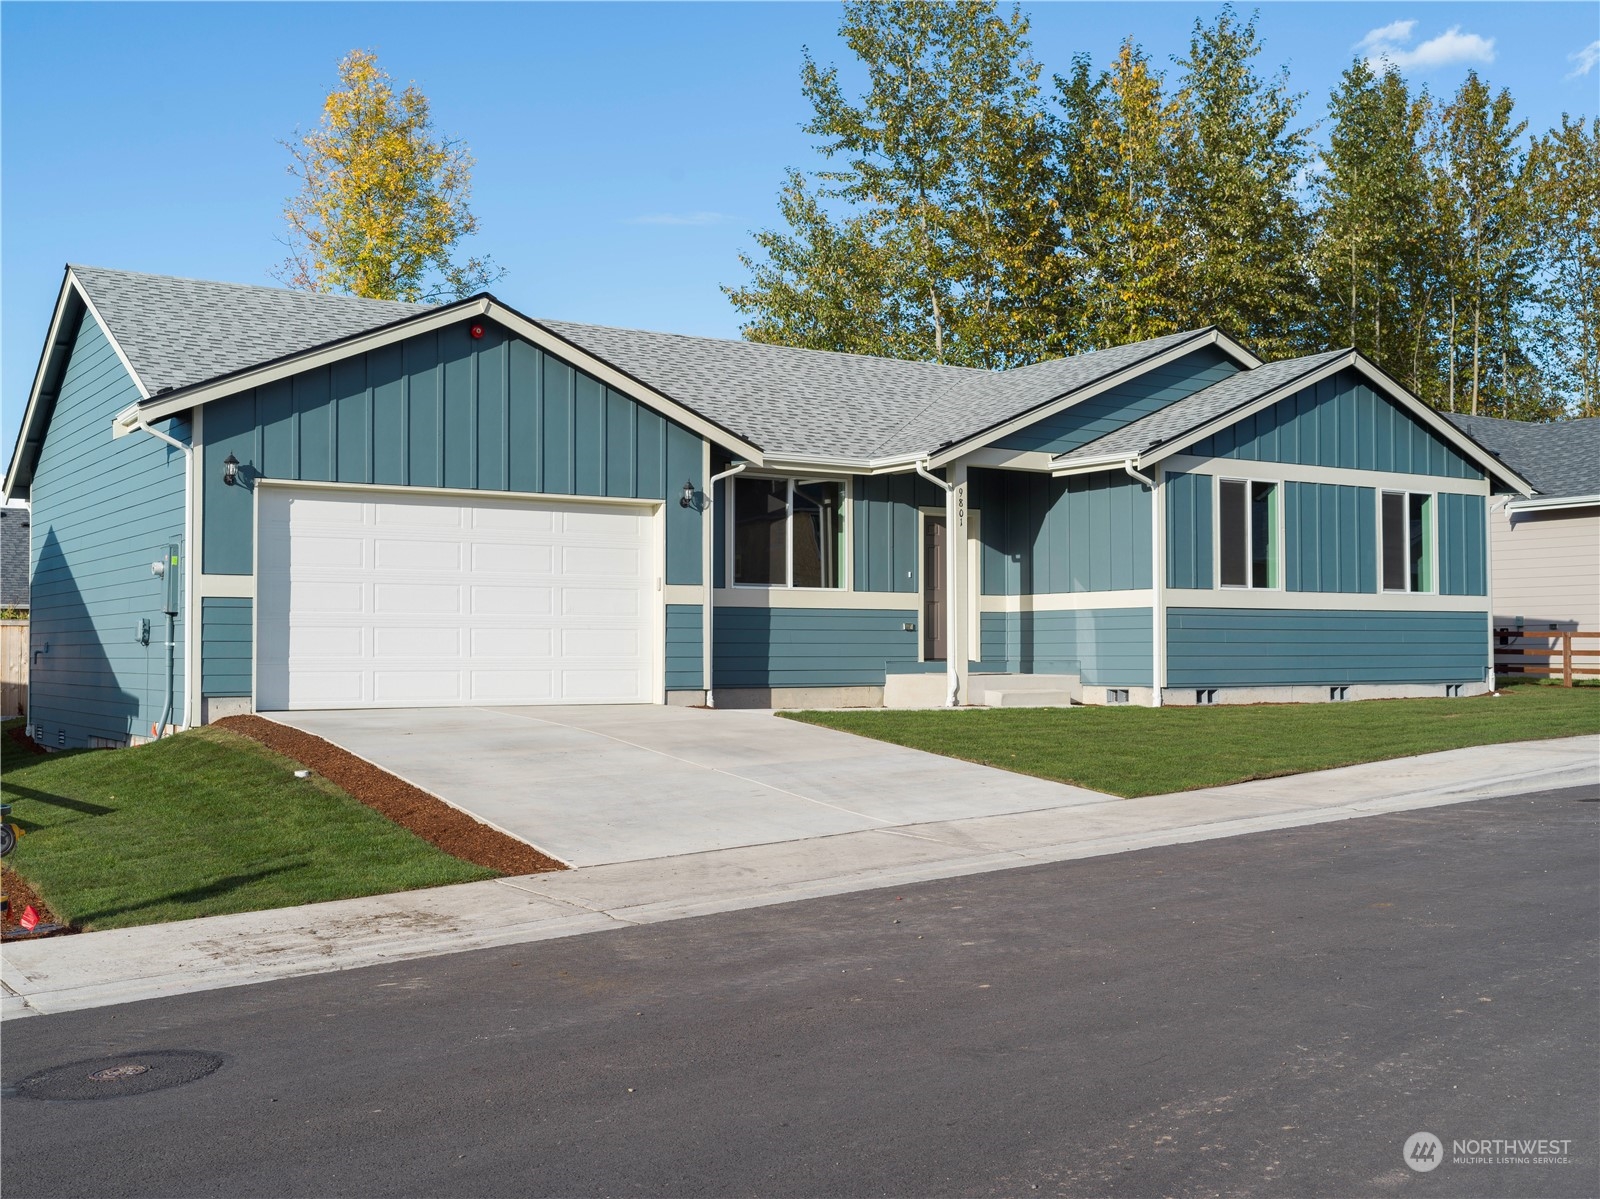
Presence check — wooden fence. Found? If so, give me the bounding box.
[1493,629,1600,686]
[1,620,26,716]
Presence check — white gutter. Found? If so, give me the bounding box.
[702,461,748,708]
[1123,459,1164,708]
[1504,493,1599,515]
[914,459,960,707]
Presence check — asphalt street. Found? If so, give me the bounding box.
[3,786,1596,1198]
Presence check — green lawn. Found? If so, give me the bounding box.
[783,680,1600,798]
[3,722,494,931]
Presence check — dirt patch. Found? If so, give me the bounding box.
[215,715,564,876]
[8,723,47,755]
[2,867,74,939]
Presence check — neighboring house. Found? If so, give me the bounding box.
[1446,413,1600,635]
[3,266,1530,748]
[1,504,29,612]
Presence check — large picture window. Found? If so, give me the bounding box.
[732,476,845,588]
[1218,478,1279,588]
[1381,491,1433,592]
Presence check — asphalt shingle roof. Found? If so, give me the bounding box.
[537,320,982,460]
[72,265,430,395]
[1445,413,1600,498]
[0,507,29,608]
[75,266,1229,461]
[1055,349,1351,463]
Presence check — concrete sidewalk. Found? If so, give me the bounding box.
[4,735,1595,1019]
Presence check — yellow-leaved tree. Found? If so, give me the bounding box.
[277,50,501,301]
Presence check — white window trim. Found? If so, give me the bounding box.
[1379,488,1437,595]
[1215,476,1283,591]
[727,473,851,592]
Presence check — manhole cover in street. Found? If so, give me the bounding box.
[12,1051,223,1101]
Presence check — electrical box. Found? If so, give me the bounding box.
[162,543,181,615]
[134,618,150,646]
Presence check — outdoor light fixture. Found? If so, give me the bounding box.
[679,480,696,508]
[469,323,485,339]
[222,453,240,486]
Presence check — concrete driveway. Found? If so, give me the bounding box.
[264,705,1114,866]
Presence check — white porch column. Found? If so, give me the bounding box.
[947,460,970,706]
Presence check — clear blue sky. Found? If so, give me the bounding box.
[4,2,1596,456]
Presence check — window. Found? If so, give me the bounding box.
[1381,491,1433,592]
[732,476,845,588]
[1218,479,1278,588]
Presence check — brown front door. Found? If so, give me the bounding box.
[923,514,946,661]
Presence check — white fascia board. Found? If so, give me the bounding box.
[130,297,767,464]
[924,329,1228,469]
[1505,493,1599,513]
[5,270,153,500]
[1051,452,1143,477]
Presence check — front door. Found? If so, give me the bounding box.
[923,514,946,661]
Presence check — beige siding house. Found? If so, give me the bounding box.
[1450,414,1600,634]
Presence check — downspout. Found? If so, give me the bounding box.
[702,461,747,708]
[1123,459,1163,708]
[914,460,959,707]
[129,414,193,737]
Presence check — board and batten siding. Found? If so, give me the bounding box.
[1436,493,1488,597]
[1284,482,1377,594]
[972,468,1151,595]
[979,608,1153,684]
[27,311,189,747]
[852,472,947,593]
[1165,471,1214,590]
[1166,608,1487,686]
[1489,506,1599,630]
[993,345,1240,454]
[202,317,703,583]
[1191,368,1482,479]
[200,597,252,697]
[713,608,919,688]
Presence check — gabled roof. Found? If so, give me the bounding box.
[70,265,431,396]
[1054,350,1349,464]
[1445,413,1600,500]
[1053,348,1535,496]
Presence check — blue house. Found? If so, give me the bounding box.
[3,267,1531,748]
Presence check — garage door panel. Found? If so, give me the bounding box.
[469,542,556,573]
[473,628,554,657]
[373,538,464,572]
[257,488,656,709]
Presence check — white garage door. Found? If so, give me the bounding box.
[256,488,656,710]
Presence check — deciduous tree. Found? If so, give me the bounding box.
[277,50,501,302]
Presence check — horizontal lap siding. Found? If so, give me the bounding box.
[203,318,701,582]
[979,608,1152,684]
[1192,368,1481,478]
[973,469,1150,595]
[201,598,252,696]
[713,608,917,688]
[1284,482,1376,593]
[28,312,188,747]
[994,346,1240,454]
[1166,608,1486,686]
[1489,509,1600,629]
[664,604,703,690]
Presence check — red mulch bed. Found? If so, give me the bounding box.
[2,866,73,939]
[215,715,564,876]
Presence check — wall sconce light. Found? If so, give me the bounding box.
[679,480,695,509]
[222,453,240,486]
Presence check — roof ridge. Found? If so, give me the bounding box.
[69,264,433,310]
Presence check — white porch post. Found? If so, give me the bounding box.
[947,460,970,707]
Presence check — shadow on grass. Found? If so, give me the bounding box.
[75,861,310,926]
[2,782,116,818]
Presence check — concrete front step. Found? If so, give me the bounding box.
[979,689,1076,708]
